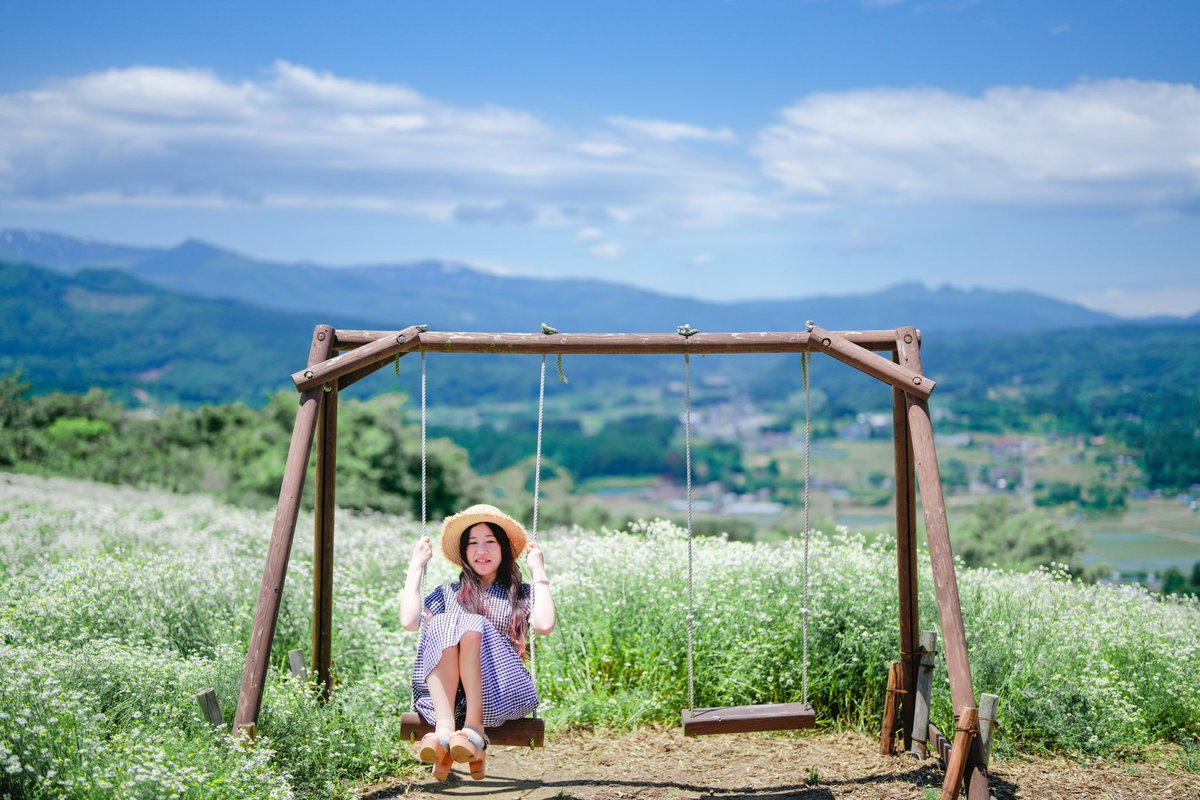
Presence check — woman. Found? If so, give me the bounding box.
[400,503,555,780]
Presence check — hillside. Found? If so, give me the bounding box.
[2,228,1122,334]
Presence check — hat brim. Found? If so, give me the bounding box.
[440,505,529,567]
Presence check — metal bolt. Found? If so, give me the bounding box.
[396,334,406,344]
[560,337,568,344]
[304,370,314,379]
[913,376,922,385]
[904,334,913,344]
[323,383,332,393]
[822,338,831,347]
[317,331,326,341]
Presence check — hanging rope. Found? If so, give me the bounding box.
[528,323,557,717]
[411,350,429,711]
[801,347,811,705]
[678,323,699,710]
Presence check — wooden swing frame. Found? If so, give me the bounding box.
[233,323,995,799]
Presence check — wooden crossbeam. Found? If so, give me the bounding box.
[682,702,816,736]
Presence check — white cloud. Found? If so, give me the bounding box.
[576,226,604,242]
[692,253,714,266]
[755,79,1200,209]
[589,241,625,259]
[608,116,736,143]
[1074,287,1200,318]
[0,62,762,228]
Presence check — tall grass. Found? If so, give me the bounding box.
[1,473,1197,798]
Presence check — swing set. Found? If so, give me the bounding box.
[233,322,997,800]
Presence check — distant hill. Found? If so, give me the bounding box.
[1,228,1123,334]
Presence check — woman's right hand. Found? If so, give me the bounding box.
[411,535,433,570]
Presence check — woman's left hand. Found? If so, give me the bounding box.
[526,541,546,575]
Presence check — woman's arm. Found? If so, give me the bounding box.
[525,541,556,635]
[400,534,433,632]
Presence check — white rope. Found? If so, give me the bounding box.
[684,351,696,711]
[412,350,429,711]
[529,353,547,711]
[801,349,812,706]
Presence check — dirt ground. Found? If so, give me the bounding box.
[361,727,1200,800]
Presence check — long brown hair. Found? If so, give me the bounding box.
[456,522,531,658]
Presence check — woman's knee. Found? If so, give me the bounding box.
[460,630,482,646]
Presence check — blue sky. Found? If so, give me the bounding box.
[2,0,1198,315]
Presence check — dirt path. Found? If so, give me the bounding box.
[362,727,1199,800]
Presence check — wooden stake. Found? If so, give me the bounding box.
[893,327,921,749]
[234,324,333,735]
[909,631,938,760]
[967,694,1000,800]
[941,707,978,800]
[880,660,904,755]
[288,649,308,681]
[313,383,337,699]
[197,688,223,730]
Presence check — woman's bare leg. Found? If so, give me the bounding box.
[426,644,460,736]
[458,630,484,730]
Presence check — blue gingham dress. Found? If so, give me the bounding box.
[412,582,538,728]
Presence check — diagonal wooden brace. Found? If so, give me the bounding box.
[809,324,934,399]
[291,325,424,392]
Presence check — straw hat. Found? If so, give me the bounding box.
[440,504,529,566]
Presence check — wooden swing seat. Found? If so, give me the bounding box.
[399,712,545,748]
[682,702,816,736]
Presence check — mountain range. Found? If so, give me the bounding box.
[4,228,1196,407]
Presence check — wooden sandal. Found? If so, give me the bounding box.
[449,725,488,780]
[432,748,454,781]
[413,732,446,764]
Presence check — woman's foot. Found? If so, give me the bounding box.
[449,725,488,780]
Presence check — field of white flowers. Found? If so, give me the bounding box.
[1,472,1197,799]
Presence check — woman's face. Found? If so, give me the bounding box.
[464,522,503,582]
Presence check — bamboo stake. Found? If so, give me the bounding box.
[941,707,979,800]
[234,324,333,735]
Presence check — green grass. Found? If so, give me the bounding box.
[2,472,1199,798]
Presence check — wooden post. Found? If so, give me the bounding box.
[879,660,903,755]
[233,324,334,735]
[313,382,337,699]
[906,395,975,714]
[893,327,921,749]
[941,707,978,800]
[288,649,308,681]
[906,344,990,798]
[197,688,224,730]
[909,631,938,760]
[968,694,999,800]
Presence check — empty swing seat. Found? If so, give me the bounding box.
[682,702,816,736]
[399,712,545,748]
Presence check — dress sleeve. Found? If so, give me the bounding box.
[423,584,446,615]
